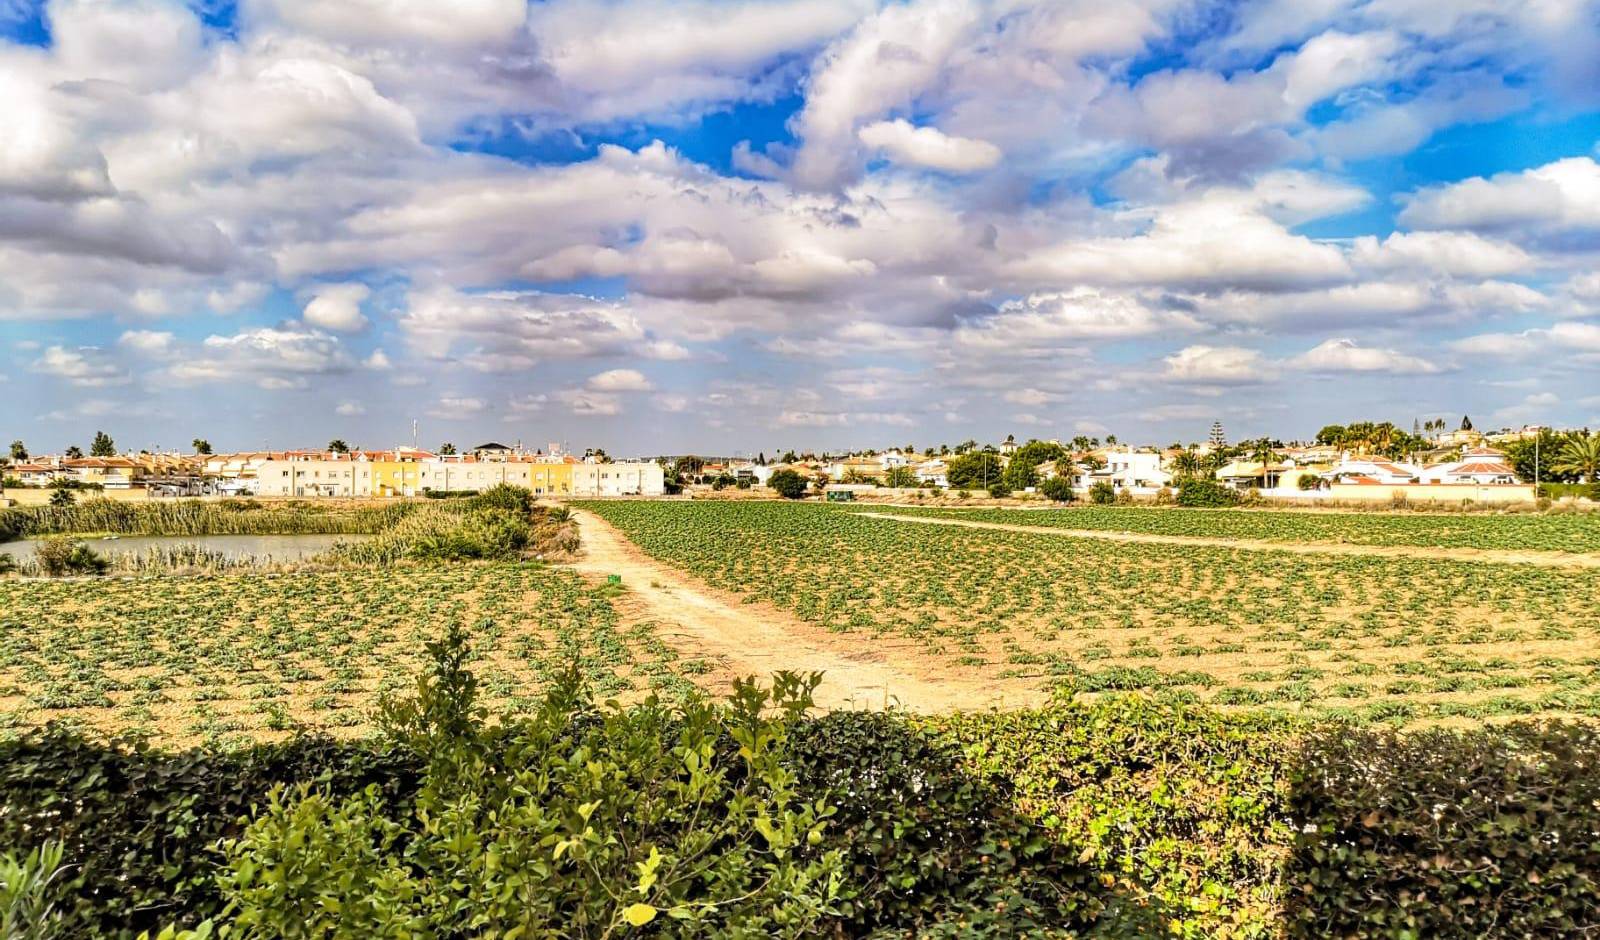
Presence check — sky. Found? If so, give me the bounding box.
[1,0,1598,457]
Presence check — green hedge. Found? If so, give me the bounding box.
[0,730,420,938]
[4,701,1598,938]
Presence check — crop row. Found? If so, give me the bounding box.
[848,503,1600,553]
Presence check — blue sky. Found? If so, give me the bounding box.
[2,0,1598,455]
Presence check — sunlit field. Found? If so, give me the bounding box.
[582,500,1600,726]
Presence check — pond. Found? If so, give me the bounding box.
[0,533,370,564]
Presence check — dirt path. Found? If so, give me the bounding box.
[853,511,1600,568]
[562,507,1044,713]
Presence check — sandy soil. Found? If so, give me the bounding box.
[562,507,1045,713]
[853,511,1600,568]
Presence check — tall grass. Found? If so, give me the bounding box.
[0,499,414,541]
[329,504,531,564]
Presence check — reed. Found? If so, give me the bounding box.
[0,499,414,540]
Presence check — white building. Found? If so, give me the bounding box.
[1083,448,1170,490]
[1322,456,1422,485]
[570,461,666,496]
[914,458,949,487]
[1419,447,1518,485]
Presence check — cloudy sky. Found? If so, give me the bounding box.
[2,0,1598,456]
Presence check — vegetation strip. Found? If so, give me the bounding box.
[853,508,1600,568]
[854,503,1600,553]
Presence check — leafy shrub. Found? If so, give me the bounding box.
[987,482,1012,499]
[1039,477,1074,503]
[941,698,1300,936]
[0,730,419,937]
[1,840,68,940]
[220,627,841,939]
[1088,480,1116,504]
[1176,478,1241,507]
[1297,474,1322,491]
[768,469,807,499]
[33,538,109,577]
[0,552,14,576]
[789,712,1099,936]
[1289,722,1600,938]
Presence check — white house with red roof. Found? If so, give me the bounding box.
[1321,455,1422,485]
[1419,447,1519,485]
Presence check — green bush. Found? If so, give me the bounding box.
[1176,478,1241,507]
[1,840,68,940]
[1039,476,1074,503]
[1088,481,1116,504]
[220,632,841,938]
[0,730,419,938]
[940,698,1300,936]
[32,538,110,577]
[1289,722,1600,937]
[789,712,1099,935]
[987,482,1011,499]
[768,469,808,499]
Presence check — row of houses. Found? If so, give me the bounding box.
[254,448,663,498]
[768,441,1535,502]
[5,453,199,491]
[4,443,665,498]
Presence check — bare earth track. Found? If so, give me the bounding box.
[853,511,1600,568]
[562,507,1044,713]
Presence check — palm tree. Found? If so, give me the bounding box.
[1249,438,1278,489]
[1171,447,1202,480]
[1552,435,1600,482]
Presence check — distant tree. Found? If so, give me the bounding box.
[757,452,768,466]
[946,451,1002,489]
[439,443,457,456]
[1504,429,1578,483]
[64,445,83,459]
[884,466,918,488]
[192,438,212,455]
[1460,415,1474,431]
[328,440,350,454]
[1088,481,1116,504]
[1040,476,1075,503]
[1176,478,1241,508]
[50,487,76,507]
[8,440,26,462]
[674,455,705,478]
[1105,434,1118,446]
[1000,458,1039,491]
[90,431,115,457]
[1171,448,1203,480]
[1552,434,1600,483]
[768,468,807,499]
[1009,440,1066,467]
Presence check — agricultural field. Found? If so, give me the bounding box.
[0,564,689,745]
[848,503,1600,553]
[581,500,1600,725]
